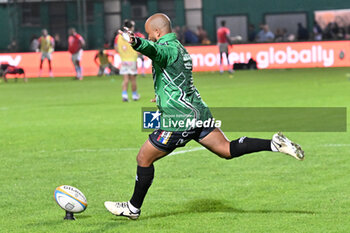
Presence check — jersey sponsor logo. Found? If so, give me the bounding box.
[143,110,161,129]
[157,131,172,144]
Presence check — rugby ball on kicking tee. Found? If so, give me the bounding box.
[54,185,87,213]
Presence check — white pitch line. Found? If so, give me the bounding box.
[38,148,139,154]
[169,147,205,156]
[37,147,206,155]
[323,144,350,147]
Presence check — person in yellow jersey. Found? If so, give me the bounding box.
[94,49,119,76]
[38,29,55,78]
[114,20,140,102]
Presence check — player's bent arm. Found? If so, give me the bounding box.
[50,36,55,48]
[108,54,114,63]
[94,55,100,66]
[80,37,86,48]
[226,34,232,45]
[132,37,178,68]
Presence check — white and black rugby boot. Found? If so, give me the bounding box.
[272,132,304,160]
[104,201,140,220]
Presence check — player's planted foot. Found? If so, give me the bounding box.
[104,201,140,220]
[122,91,129,102]
[272,132,304,160]
[132,93,140,101]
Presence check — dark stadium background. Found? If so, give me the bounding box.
[0,0,349,52]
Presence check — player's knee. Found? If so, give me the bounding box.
[228,137,248,159]
[136,152,151,167]
[136,154,144,166]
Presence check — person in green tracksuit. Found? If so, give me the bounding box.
[104,13,304,220]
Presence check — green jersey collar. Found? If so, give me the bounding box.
[157,33,177,44]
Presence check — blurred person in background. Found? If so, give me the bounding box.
[345,25,350,39]
[68,28,85,80]
[297,23,309,41]
[29,35,39,52]
[103,39,111,49]
[173,25,184,43]
[114,19,140,101]
[54,33,64,51]
[217,20,233,73]
[183,26,199,44]
[323,23,333,39]
[333,22,345,39]
[274,28,288,42]
[94,49,119,76]
[256,24,275,42]
[248,24,256,42]
[197,26,210,44]
[0,62,27,83]
[134,29,146,76]
[7,40,18,52]
[38,29,55,78]
[313,21,323,41]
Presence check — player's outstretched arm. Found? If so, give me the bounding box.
[133,37,178,68]
[119,28,177,68]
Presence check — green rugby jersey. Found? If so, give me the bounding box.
[133,33,212,131]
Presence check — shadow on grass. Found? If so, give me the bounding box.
[65,199,317,232]
[26,215,93,227]
[75,214,92,219]
[142,199,316,220]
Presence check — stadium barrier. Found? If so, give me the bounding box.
[0,40,349,78]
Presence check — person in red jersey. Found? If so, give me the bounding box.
[134,30,146,76]
[68,28,85,80]
[0,63,27,83]
[217,20,233,73]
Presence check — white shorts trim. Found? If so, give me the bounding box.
[41,52,52,60]
[120,61,137,75]
[218,43,229,54]
[71,49,83,62]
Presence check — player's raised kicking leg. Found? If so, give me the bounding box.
[198,128,304,160]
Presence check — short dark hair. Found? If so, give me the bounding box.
[221,21,226,26]
[124,19,135,29]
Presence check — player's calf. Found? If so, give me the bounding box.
[228,136,272,159]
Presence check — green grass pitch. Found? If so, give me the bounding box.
[0,68,350,233]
